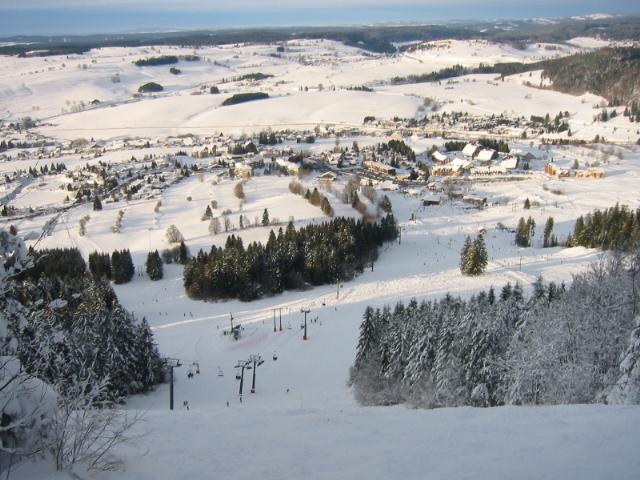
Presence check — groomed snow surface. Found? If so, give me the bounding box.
[10,165,640,479]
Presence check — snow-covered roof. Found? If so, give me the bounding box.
[462,143,480,157]
[500,157,519,170]
[432,150,449,163]
[450,158,472,171]
[476,149,496,162]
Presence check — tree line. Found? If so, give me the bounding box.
[89,249,135,284]
[5,241,164,403]
[568,204,640,251]
[289,180,335,217]
[184,215,398,301]
[351,250,640,408]
[222,92,269,106]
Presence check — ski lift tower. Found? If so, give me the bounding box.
[165,357,182,410]
[235,359,252,398]
[301,308,310,340]
[248,354,264,393]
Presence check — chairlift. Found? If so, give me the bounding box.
[217,367,224,377]
[273,353,278,361]
[235,373,241,380]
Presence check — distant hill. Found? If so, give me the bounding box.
[1,15,639,57]
[393,46,640,105]
[539,47,640,104]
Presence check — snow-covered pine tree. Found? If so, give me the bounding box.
[146,250,163,280]
[459,236,472,274]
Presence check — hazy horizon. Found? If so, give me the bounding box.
[0,1,638,37]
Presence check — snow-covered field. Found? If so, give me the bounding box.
[3,36,640,479]
[0,37,634,142]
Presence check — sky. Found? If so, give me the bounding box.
[0,0,638,36]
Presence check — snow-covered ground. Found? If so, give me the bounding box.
[9,148,640,477]
[4,37,640,479]
[0,38,634,142]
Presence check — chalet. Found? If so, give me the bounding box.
[317,171,337,186]
[462,143,481,158]
[431,150,450,164]
[363,161,396,176]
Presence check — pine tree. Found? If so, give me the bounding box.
[356,307,382,371]
[515,217,530,247]
[321,197,334,216]
[201,205,213,221]
[472,234,488,275]
[112,249,134,284]
[460,235,488,276]
[146,250,163,280]
[379,195,392,214]
[523,197,531,210]
[459,236,472,274]
[262,208,270,226]
[178,241,189,264]
[543,217,555,248]
[93,195,102,211]
[89,251,111,279]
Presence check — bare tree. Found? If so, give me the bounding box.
[48,378,140,471]
[165,224,183,243]
[208,217,221,236]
